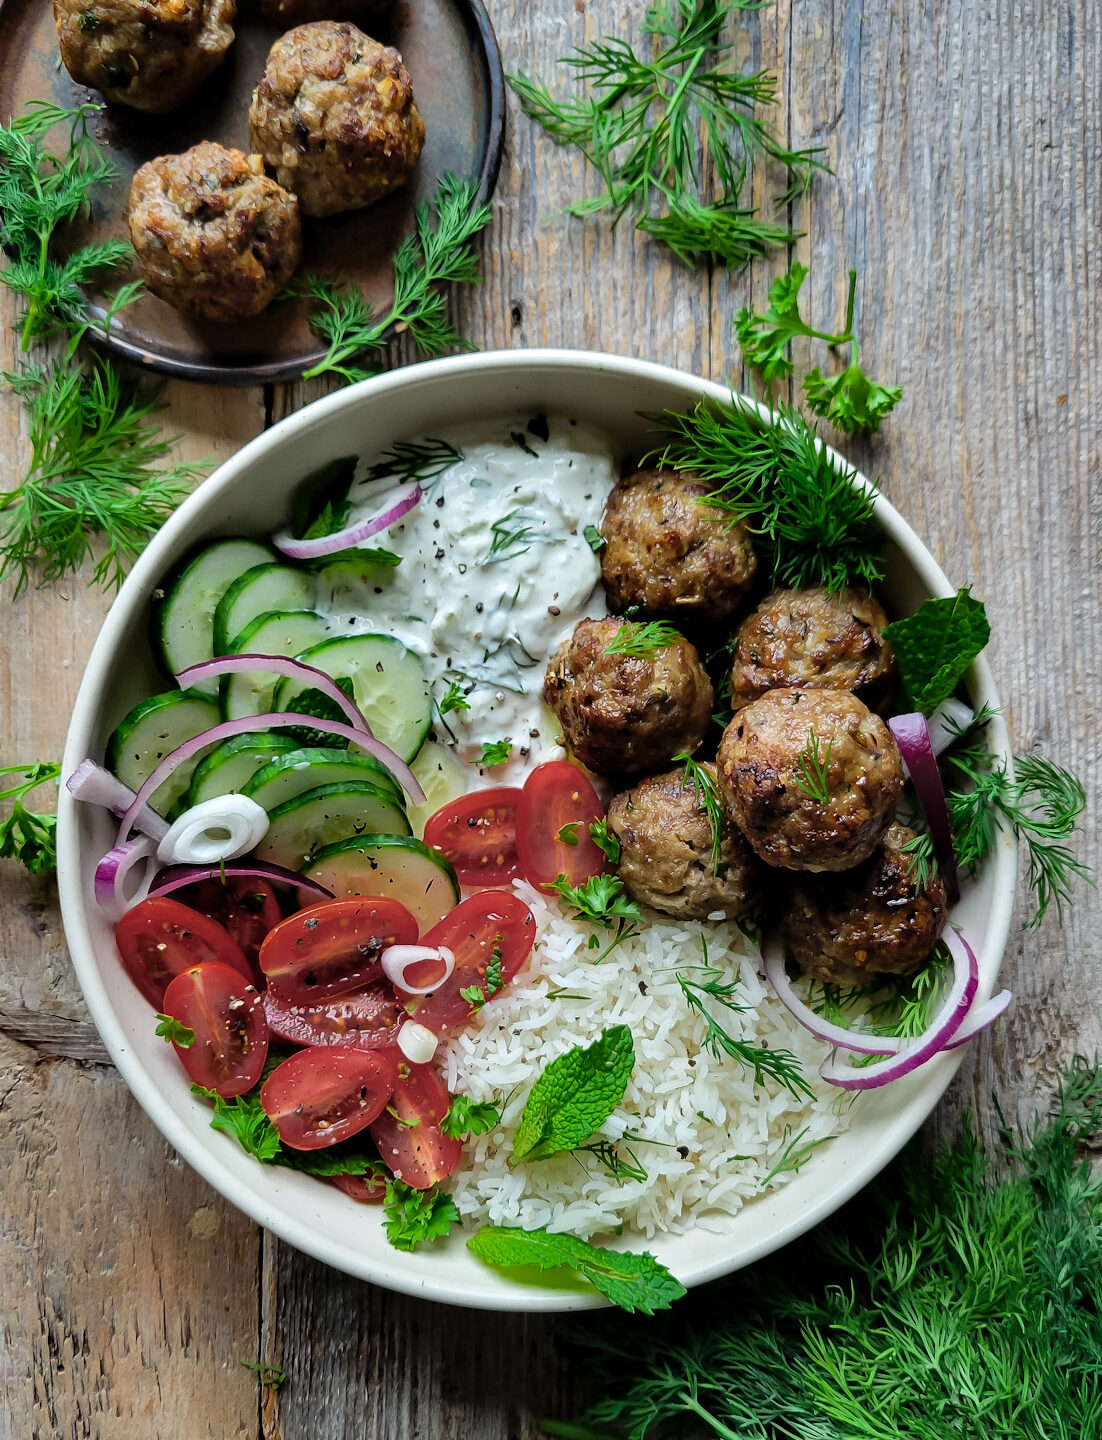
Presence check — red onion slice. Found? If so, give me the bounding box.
[889,711,961,904]
[381,943,455,996]
[818,927,979,1090]
[114,710,424,848]
[151,862,334,906]
[944,988,1013,1049]
[174,654,374,736]
[272,484,422,561]
[762,937,903,1056]
[67,759,169,841]
[94,836,161,919]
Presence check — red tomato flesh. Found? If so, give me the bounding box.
[400,890,536,1034]
[115,897,251,1009]
[368,1060,461,1189]
[330,1172,387,1203]
[261,1047,397,1150]
[161,961,268,1098]
[423,786,523,886]
[262,980,402,1051]
[259,898,418,1005]
[516,760,606,890]
[180,877,282,973]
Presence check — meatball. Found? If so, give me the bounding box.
[730,587,896,714]
[544,618,713,776]
[716,687,903,872]
[128,143,302,323]
[54,0,235,112]
[260,0,388,26]
[783,824,948,985]
[608,765,760,921]
[600,468,757,622]
[248,22,425,218]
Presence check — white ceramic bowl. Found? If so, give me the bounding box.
[57,350,1016,1311]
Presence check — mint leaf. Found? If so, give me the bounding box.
[510,1025,634,1165]
[155,1013,194,1047]
[467,1226,685,1314]
[441,1094,501,1138]
[883,588,991,715]
[383,1181,459,1251]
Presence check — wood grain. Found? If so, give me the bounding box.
[1,0,1099,1434]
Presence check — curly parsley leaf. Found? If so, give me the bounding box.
[734,261,823,382]
[441,1094,502,1139]
[383,1180,459,1252]
[0,758,60,874]
[882,588,991,715]
[467,1226,685,1314]
[588,816,621,865]
[548,874,642,959]
[479,739,512,767]
[192,1086,283,1163]
[511,1025,634,1166]
[804,360,903,435]
[438,680,471,718]
[155,1014,194,1048]
[556,822,581,846]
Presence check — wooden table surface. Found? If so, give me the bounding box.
[2,1,1099,1435]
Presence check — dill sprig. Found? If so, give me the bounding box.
[604,620,683,657]
[793,725,833,803]
[673,752,724,873]
[286,174,492,384]
[362,437,463,487]
[677,958,812,1099]
[651,395,884,594]
[507,0,827,267]
[0,359,202,596]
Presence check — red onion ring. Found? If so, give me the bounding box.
[149,861,334,902]
[272,484,422,561]
[944,988,1013,1049]
[94,836,160,919]
[381,943,455,996]
[66,759,169,841]
[889,711,961,904]
[818,927,979,1090]
[174,654,374,736]
[114,711,424,849]
[762,937,902,1056]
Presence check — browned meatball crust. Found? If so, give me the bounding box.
[260,0,388,26]
[544,618,714,777]
[248,22,425,218]
[608,764,760,921]
[54,0,235,112]
[128,143,302,323]
[730,587,896,714]
[782,823,948,985]
[716,688,903,872]
[600,468,757,623]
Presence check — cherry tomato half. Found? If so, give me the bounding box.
[330,1172,387,1203]
[423,787,523,886]
[259,898,418,1005]
[261,1047,397,1150]
[161,961,268,1098]
[516,760,606,890]
[115,897,251,1009]
[262,980,402,1051]
[180,877,282,973]
[368,1061,461,1190]
[400,890,536,1035]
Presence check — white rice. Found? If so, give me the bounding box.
[442,879,852,1240]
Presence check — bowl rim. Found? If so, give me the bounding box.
[57,347,1017,1310]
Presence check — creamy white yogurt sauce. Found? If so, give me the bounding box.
[313,415,616,783]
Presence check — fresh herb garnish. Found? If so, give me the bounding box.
[556,822,581,846]
[479,739,512,767]
[285,175,492,385]
[460,944,504,1012]
[673,752,724,873]
[653,396,884,594]
[548,874,642,959]
[189,1084,388,1178]
[240,1361,286,1391]
[583,523,606,552]
[0,758,60,874]
[468,1225,685,1314]
[437,680,471,718]
[383,1180,459,1252]
[440,1094,502,1139]
[604,620,682,657]
[882,588,992,715]
[154,1014,194,1048]
[588,816,621,865]
[511,1025,634,1166]
[507,0,825,268]
[510,430,540,458]
[736,263,903,433]
[793,726,833,804]
[574,1131,656,1186]
[362,437,463,487]
[484,509,557,565]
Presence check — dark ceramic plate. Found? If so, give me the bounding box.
[0,0,504,382]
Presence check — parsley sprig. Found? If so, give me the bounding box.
[507,0,826,268]
[383,1180,459,1251]
[548,874,642,960]
[0,759,60,874]
[440,1094,502,1139]
[286,175,492,384]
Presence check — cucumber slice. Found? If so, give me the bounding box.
[186,732,301,806]
[106,689,221,814]
[222,610,335,720]
[272,634,432,764]
[156,539,275,694]
[242,746,403,813]
[254,782,411,873]
[406,741,471,840]
[313,552,401,616]
[303,834,460,931]
[213,564,316,656]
